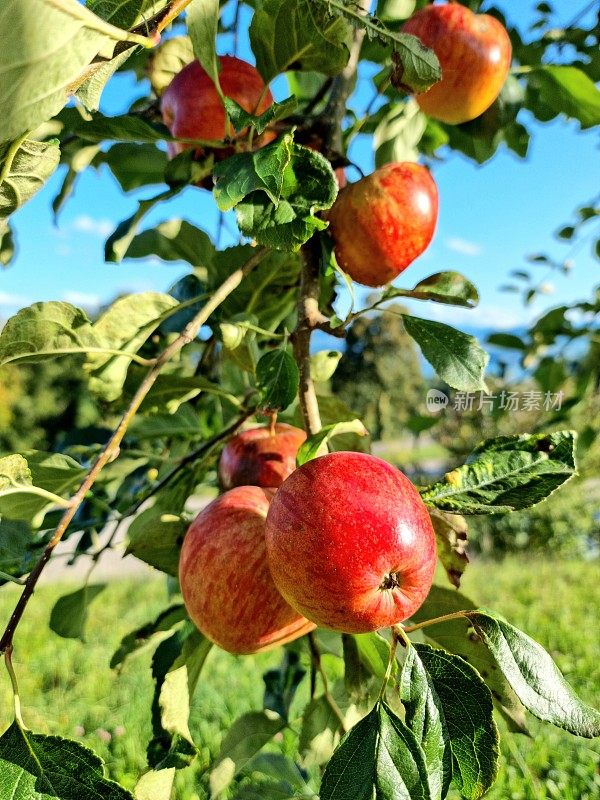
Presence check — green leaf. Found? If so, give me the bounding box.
[87,0,154,28]
[429,509,469,589]
[0,138,60,219]
[353,632,393,681]
[138,374,231,414]
[299,695,343,768]
[110,604,186,669]
[0,519,39,583]
[296,420,368,466]
[487,333,526,350]
[213,135,293,211]
[0,720,132,798]
[187,0,220,90]
[384,272,479,308]
[0,220,15,266]
[232,141,338,252]
[0,302,101,367]
[147,36,195,97]
[49,584,107,641]
[105,187,181,262]
[409,586,529,737]
[310,350,342,383]
[320,702,431,800]
[263,650,306,721]
[121,219,215,268]
[421,431,577,514]
[404,644,499,800]
[0,451,85,526]
[75,47,137,112]
[374,99,427,167]
[209,711,286,797]
[86,291,178,401]
[71,113,172,144]
[99,143,168,192]
[126,506,187,576]
[250,0,352,81]
[466,611,600,738]
[0,0,151,144]
[128,404,202,439]
[527,66,600,129]
[134,769,175,800]
[224,96,298,136]
[256,348,299,411]
[402,315,489,392]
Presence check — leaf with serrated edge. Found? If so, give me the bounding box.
[256,348,299,411]
[429,509,469,588]
[467,611,600,738]
[297,420,368,466]
[383,271,479,308]
[421,431,576,514]
[0,720,132,799]
[0,138,60,217]
[402,314,488,392]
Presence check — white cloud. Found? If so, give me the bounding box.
[445,237,483,257]
[71,215,114,238]
[63,290,102,310]
[0,291,31,308]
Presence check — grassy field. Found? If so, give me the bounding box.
[0,557,598,799]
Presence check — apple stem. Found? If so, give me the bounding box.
[308,632,348,732]
[402,610,470,633]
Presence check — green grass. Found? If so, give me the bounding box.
[0,558,598,799]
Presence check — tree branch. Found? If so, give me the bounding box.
[0,247,266,655]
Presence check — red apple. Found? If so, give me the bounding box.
[265,452,437,634]
[160,55,275,160]
[219,423,307,490]
[325,162,438,287]
[179,486,315,654]
[403,3,512,125]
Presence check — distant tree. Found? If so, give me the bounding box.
[332,306,425,440]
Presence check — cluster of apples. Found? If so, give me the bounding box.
[161,3,511,288]
[179,424,437,653]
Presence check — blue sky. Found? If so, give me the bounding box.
[1,0,598,333]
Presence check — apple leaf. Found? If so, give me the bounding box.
[49,584,107,641]
[263,650,306,721]
[466,611,600,738]
[0,0,152,144]
[98,143,168,192]
[72,113,172,144]
[209,711,286,796]
[384,271,479,308]
[250,0,352,81]
[402,315,489,392]
[86,291,178,402]
[374,99,428,167]
[420,431,577,514]
[320,702,431,800]
[119,218,215,268]
[299,695,343,768]
[0,138,60,219]
[0,721,133,799]
[126,506,187,576]
[256,348,299,411]
[310,350,342,383]
[409,586,529,737]
[213,135,293,211]
[224,96,298,136]
[147,36,195,97]
[220,139,338,252]
[86,0,154,28]
[110,604,187,670]
[0,519,40,584]
[134,769,175,800]
[0,220,15,266]
[526,66,600,130]
[429,509,469,589]
[187,0,220,92]
[401,644,499,800]
[353,632,394,682]
[75,47,138,112]
[296,420,368,466]
[105,188,182,262]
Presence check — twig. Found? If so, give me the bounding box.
[0,247,266,656]
[308,632,347,733]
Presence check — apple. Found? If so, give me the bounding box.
[179,485,315,654]
[219,423,307,490]
[265,452,437,634]
[325,162,438,287]
[160,55,275,160]
[402,3,512,125]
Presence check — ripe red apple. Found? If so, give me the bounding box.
[325,162,438,287]
[160,55,275,159]
[402,4,512,125]
[179,486,315,654]
[265,452,437,634]
[219,423,307,490]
